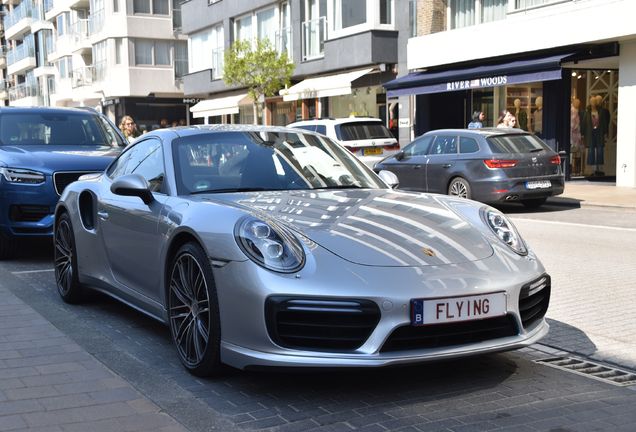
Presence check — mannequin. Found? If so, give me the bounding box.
[570,98,583,175]
[360,102,368,116]
[532,96,543,138]
[513,99,528,131]
[595,94,610,132]
[581,96,608,176]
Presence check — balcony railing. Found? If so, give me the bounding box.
[211,47,224,79]
[44,0,55,12]
[70,19,89,44]
[89,9,105,34]
[46,34,56,55]
[302,17,326,60]
[32,1,46,23]
[7,35,36,66]
[5,0,33,31]
[9,82,41,102]
[275,26,292,61]
[72,61,107,88]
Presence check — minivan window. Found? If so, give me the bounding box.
[337,121,393,141]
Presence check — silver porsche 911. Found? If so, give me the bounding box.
[54,125,551,377]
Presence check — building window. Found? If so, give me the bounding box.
[175,41,188,78]
[135,40,154,65]
[115,38,123,64]
[156,41,171,65]
[380,0,392,25]
[334,0,367,31]
[235,14,253,42]
[134,0,168,14]
[113,0,119,12]
[188,25,223,76]
[451,0,507,29]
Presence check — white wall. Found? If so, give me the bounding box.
[616,40,636,187]
[408,0,636,70]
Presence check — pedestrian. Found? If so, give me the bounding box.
[467,111,485,129]
[160,119,169,128]
[497,110,512,128]
[179,118,186,126]
[120,116,141,145]
[172,121,178,127]
[509,115,517,128]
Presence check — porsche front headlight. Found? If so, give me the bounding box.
[235,216,305,273]
[481,207,527,255]
[0,167,46,184]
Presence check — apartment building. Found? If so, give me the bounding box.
[181,0,412,142]
[1,0,190,131]
[384,0,636,187]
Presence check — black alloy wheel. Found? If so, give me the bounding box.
[54,213,84,303]
[169,242,223,377]
[448,178,472,199]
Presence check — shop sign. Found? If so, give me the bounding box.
[101,98,120,106]
[446,76,508,91]
[183,98,203,104]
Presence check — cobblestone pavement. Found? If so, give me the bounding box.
[2,237,636,432]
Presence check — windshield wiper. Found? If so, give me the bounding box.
[530,148,544,153]
[190,187,269,194]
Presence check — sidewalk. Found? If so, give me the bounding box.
[548,177,636,209]
[0,284,189,432]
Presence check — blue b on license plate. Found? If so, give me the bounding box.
[411,292,507,326]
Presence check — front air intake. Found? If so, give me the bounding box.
[265,297,381,352]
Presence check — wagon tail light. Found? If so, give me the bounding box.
[383,143,400,151]
[549,156,561,164]
[345,146,361,153]
[484,159,519,168]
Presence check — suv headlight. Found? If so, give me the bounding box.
[480,207,527,255]
[235,216,305,273]
[0,168,46,184]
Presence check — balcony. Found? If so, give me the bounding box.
[7,36,36,75]
[276,26,293,61]
[0,80,9,100]
[70,19,91,54]
[68,0,90,9]
[302,17,326,61]
[5,0,33,41]
[72,61,106,89]
[31,1,54,33]
[89,9,105,35]
[9,82,43,107]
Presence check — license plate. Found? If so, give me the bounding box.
[411,292,507,326]
[362,147,383,156]
[526,180,551,189]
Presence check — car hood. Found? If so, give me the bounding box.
[211,189,494,267]
[0,145,121,173]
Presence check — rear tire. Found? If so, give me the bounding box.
[0,230,19,260]
[168,242,224,377]
[54,213,84,303]
[448,178,472,199]
[521,197,547,208]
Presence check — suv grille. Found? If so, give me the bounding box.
[380,315,518,353]
[265,297,381,352]
[53,171,100,196]
[519,274,551,329]
[8,204,51,222]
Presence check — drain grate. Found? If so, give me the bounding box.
[535,356,636,386]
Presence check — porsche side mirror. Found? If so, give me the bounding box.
[111,173,154,205]
[395,150,405,161]
[378,170,400,189]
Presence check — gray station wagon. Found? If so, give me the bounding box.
[374,128,565,208]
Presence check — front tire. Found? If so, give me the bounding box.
[54,213,84,303]
[521,197,547,208]
[448,178,472,199]
[168,242,223,377]
[0,229,19,260]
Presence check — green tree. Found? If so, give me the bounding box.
[223,38,295,125]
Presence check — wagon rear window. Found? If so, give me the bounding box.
[487,134,551,154]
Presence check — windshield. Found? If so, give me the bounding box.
[0,112,127,148]
[487,134,552,154]
[337,121,393,141]
[172,131,386,195]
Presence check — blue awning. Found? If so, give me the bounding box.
[384,54,571,98]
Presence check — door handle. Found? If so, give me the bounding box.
[98,211,109,221]
[413,165,422,169]
[442,164,452,169]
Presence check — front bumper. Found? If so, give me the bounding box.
[0,178,58,237]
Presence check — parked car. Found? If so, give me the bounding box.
[54,124,551,376]
[374,128,565,208]
[288,117,400,168]
[0,106,127,259]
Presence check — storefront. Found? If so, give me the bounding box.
[384,45,620,178]
[101,97,196,133]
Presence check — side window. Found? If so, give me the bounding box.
[315,125,327,135]
[460,136,480,154]
[428,135,457,155]
[107,139,165,192]
[403,135,434,158]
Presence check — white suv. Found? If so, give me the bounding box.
[288,117,400,168]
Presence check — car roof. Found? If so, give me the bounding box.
[423,128,530,138]
[148,123,313,139]
[0,106,102,115]
[289,117,382,126]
